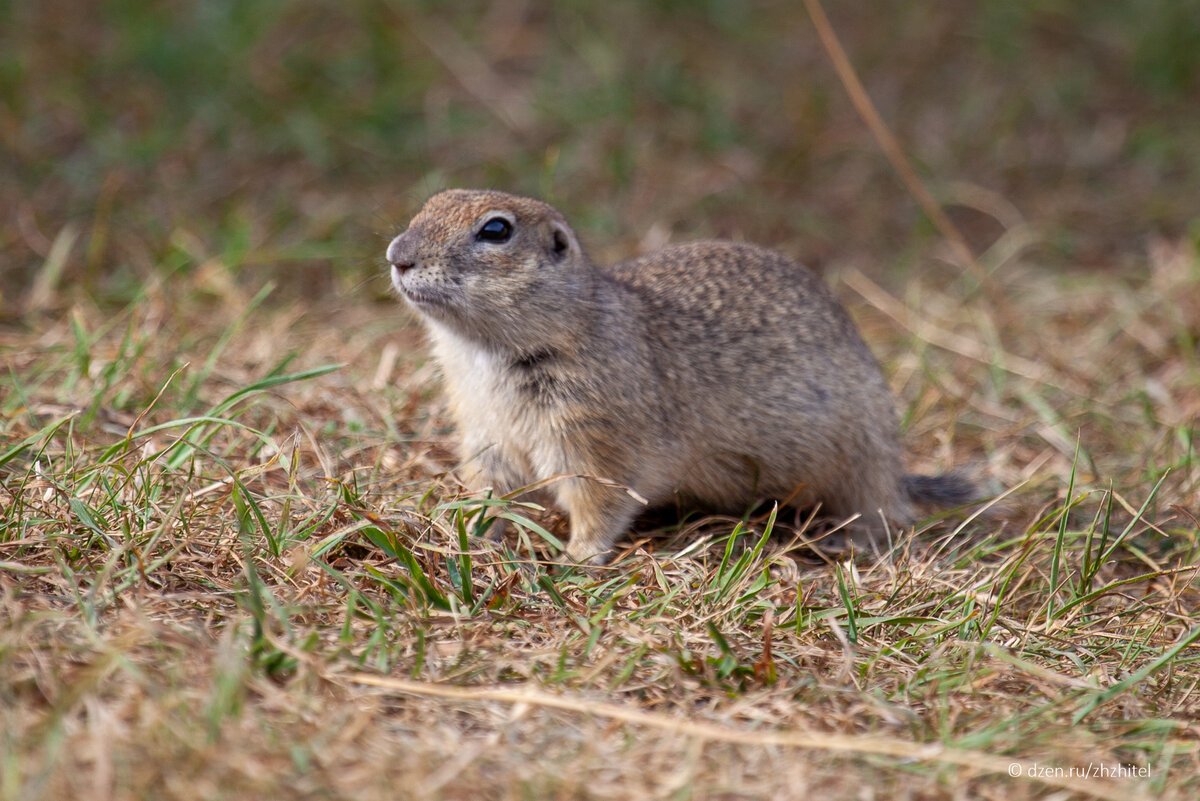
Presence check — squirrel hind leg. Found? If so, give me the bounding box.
[819,474,914,551]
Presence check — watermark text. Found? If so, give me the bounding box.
[1007,762,1150,779]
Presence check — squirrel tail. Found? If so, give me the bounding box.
[903,470,979,508]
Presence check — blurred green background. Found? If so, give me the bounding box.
[2,0,1199,314]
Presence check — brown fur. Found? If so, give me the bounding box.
[386,189,973,562]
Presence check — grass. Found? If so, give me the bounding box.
[3,2,1200,799]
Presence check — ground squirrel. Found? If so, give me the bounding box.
[386,189,975,563]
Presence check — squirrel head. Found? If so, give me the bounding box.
[387,189,590,350]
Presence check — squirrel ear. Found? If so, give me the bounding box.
[548,222,573,262]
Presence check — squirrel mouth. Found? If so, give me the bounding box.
[399,285,450,310]
[391,266,455,313]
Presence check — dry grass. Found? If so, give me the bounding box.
[3,3,1200,800]
[4,233,1198,800]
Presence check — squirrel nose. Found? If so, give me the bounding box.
[386,233,416,273]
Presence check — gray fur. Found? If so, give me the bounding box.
[386,189,974,563]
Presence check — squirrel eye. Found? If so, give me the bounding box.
[477,217,513,243]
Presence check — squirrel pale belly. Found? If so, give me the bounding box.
[386,189,974,563]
